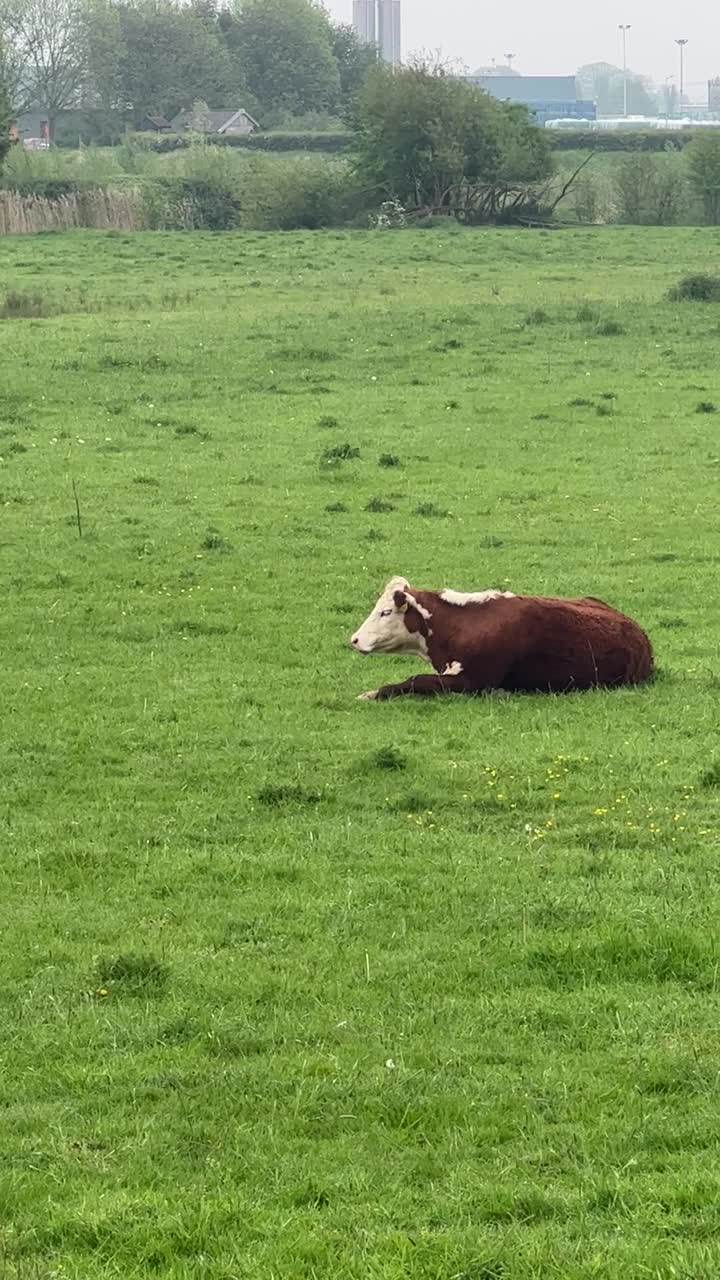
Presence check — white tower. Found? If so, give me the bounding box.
[352,0,376,46]
[353,0,401,65]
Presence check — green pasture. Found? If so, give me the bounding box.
[1,226,719,1278]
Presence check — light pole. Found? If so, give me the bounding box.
[618,25,631,118]
[675,39,688,111]
[505,53,515,71]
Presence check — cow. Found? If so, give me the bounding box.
[350,577,654,701]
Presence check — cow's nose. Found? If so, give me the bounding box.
[351,635,360,647]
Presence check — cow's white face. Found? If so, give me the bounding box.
[350,577,429,658]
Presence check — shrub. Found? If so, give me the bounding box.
[321,442,360,463]
[572,173,601,224]
[613,152,684,226]
[1,290,51,319]
[140,142,244,230]
[201,528,233,553]
[127,130,353,154]
[700,762,720,789]
[415,501,448,518]
[252,155,361,230]
[369,199,407,229]
[686,132,720,225]
[548,129,697,153]
[367,745,407,771]
[668,273,720,303]
[594,318,624,336]
[256,783,322,806]
[3,177,97,199]
[176,178,242,230]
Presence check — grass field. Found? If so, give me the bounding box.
[2,225,720,1279]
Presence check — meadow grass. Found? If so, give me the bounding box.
[1,225,720,1278]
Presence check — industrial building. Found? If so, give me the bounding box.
[467,74,596,126]
[352,0,401,65]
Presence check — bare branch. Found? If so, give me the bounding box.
[548,152,594,213]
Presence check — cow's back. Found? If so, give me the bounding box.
[500,596,653,692]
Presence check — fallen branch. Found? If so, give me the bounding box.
[548,152,594,213]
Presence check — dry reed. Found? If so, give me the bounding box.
[0,188,143,235]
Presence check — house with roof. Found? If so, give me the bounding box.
[169,108,259,136]
[140,114,172,133]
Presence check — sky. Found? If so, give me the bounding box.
[325,0,720,100]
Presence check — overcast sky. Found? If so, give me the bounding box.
[325,0,720,100]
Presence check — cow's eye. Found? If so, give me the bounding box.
[379,608,392,617]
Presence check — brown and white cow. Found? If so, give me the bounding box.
[350,577,654,701]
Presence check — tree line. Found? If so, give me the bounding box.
[0,0,377,139]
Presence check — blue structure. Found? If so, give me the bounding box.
[466,75,596,126]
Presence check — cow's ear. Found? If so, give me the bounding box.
[393,590,408,612]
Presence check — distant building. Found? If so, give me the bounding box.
[352,0,375,45]
[709,78,720,113]
[15,112,51,143]
[170,108,259,136]
[471,74,577,101]
[471,65,521,78]
[467,74,596,126]
[352,0,401,64]
[140,114,172,133]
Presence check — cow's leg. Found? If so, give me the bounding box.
[358,673,471,701]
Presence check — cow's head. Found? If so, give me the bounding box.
[350,577,431,657]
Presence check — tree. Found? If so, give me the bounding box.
[329,23,376,115]
[0,42,13,170]
[686,132,720,225]
[577,62,657,116]
[229,0,340,119]
[114,2,239,127]
[80,0,125,131]
[614,152,684,225]
[354,61,551,211]
[0,0,85,138]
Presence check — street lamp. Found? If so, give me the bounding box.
[618,25,631,118]
[675,39,688,110]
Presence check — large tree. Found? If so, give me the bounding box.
[0,0,85,137]
[114,2,239,126]
[229,0,340,119]
[354,61,551,210]
[79,0,124,125]
[0,41,13,169]
[577,62,658,116]
[329,23,376,115]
